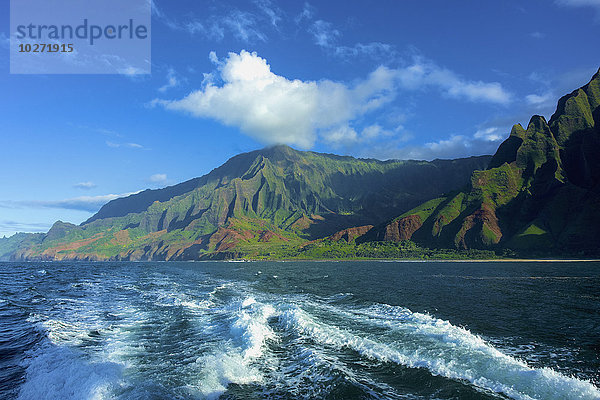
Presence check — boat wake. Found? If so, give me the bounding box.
[11,270,600,400]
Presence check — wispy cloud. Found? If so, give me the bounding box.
[254,0,284,27]
[394,59,512,104]
[95,128,122,137]
[0,192,141,213]
[222,10,267,42]
[309,20,339,47]
[530,31,545,39]
[158,68,180,92]
[73,181,97,190]
[153,0,271,43]
[473,127,504,142]
[308,19,396,61]
[366,125,508,161]
[149,173,167,183]
[525,66,598,116]
[294,2,315,24]
[323,124,398,147]
[0,220,52,235]
[525,92,555,109]
[554,0,600,19]
[118,65,149,76]
[106,141,144,149]
[555,0,600,7]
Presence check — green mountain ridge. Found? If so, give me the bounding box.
[367,68,600,255]
[2,146,490,260]
[4,68,599,260]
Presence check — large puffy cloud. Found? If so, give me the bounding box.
[155,51,510,149]
[155,50,396,148]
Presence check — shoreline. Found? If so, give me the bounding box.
[4,258,600,263]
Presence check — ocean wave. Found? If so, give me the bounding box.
[17,344,124,400]
[193,296,277,398]
[278,302,600,400]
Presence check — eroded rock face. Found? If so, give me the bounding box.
[382,215,423,242]
[330,225,374,243]
[365,68,600,253]
[5,143,490,261]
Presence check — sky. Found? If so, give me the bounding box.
[0,0,599,237]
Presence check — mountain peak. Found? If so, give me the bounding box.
[509,123,526,139]
[257,144,303,162]
[380,65,600,253]
[527,115,549,132]
[261,143,298,155]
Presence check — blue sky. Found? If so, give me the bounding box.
[1,0,599,237]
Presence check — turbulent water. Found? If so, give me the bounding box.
[0,261,599,400]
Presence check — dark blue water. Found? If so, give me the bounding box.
[0,261,599,399]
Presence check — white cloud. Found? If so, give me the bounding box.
[555,0,600,7]
[524,67,598,117]
[555,0,600,18]
[309,20,340,47]
[149,173,167,183]
[0,220,52,235]
[530,31,546,39]
[525,92,555,107]
[362,124,394,140]
[324,124,396,146]
[73,182,97,190]
[154,50,397,149]
[334,42,395,60]
[367,125,508,161]
[158,68,180,92]
[222,10,266,42]
[154,51,510,149]
[0,192,141,212]
[156,3,268,43]
[474,127,503,142]
[308,20,395,60]
[323,126,358,144]
[394,61,512,104]
[209,51,219,65]
[118,65,148,76]
[295,2,315,24]
[106,141,144,149]
[254,0,283,27]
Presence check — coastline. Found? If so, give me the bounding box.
[5,257,600,263]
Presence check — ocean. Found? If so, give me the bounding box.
[0,260,598,399]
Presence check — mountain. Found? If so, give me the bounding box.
[365,68,600,255]
[4,146,489,260]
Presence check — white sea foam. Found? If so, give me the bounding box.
[231,297,276,359]
[279,304,600,400]
[17,345,123,400]
[195,296,277,398]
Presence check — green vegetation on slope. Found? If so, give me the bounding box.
[371,68,600,255]
[4,146,490,261]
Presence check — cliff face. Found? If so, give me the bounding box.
[370,68,600,254]
[7,70,599,260]
[7,146,489,261]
